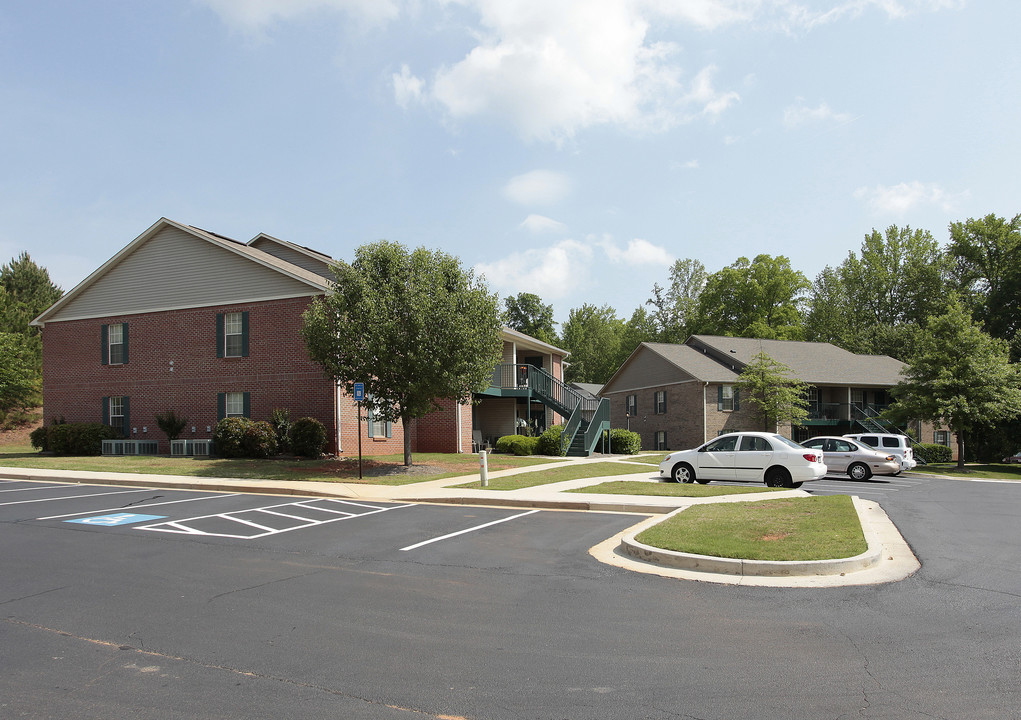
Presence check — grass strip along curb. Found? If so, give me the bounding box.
[623,495,880,577]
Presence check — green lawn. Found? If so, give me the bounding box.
[921,463,1021,480]
[569,480,781,497]
[454,461,647,490]
[0,445,562,486]
[636,495,867,561]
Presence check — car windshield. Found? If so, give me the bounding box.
[771,435,804,450]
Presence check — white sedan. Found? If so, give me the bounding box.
[658,432,827,489]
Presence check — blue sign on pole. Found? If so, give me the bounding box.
[353,382,365,402]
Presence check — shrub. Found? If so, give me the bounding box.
[155,409,188,442]
[536,424,566,456]
[45,422,121,456]
[29,425,49,452]
[289,416,327,458]
[242,420,278,458]
[271,408,293,454]
[608,428,641,455]
[495,434,538,456]
[915,442,952,464]
[213,417,249,458]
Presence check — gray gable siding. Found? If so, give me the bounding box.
[604,347,697,392]
[249,236,335,279]
[47,225,322,322]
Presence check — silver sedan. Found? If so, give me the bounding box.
[801,436,900,480]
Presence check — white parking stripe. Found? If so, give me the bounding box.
[0,488,152,507]
[1,484,69,493]
[221,515,277,533]
[38,493,241,520]
[400,509,540,552]
[137,499,414,539]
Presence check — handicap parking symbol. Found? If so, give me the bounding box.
[66,513,166,526]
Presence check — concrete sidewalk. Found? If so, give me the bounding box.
[0,455,920,587]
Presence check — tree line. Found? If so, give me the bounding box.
[503,212,1021,463]
[503,214,1021,385]
[0,253,63,426]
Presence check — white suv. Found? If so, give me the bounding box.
[843,433,917,473]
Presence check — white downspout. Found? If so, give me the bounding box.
[703,381,709,443]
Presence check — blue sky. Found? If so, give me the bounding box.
[2,0,1018,325]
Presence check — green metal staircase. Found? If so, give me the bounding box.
[488,364,610,457]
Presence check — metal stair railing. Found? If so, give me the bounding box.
[850,404,927,464]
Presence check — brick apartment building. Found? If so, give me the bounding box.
[600,336,952,455]
[32,218,576,456]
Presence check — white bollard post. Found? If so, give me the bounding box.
[479,449,489,487]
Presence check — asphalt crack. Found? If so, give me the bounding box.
[3,617,471,719]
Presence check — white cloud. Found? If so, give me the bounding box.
[783,98,853,128]
[520,214,568,233]
[854,181,969,214]
[475,239,593,299]
[198,0,400,31]
[503,170,572,206]
[596,235,674,266]
[392,64,424,109]
[419,0,740,142]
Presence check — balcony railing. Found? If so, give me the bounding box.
[807,403,890,421]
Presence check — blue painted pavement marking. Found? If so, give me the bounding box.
[66,513,167,526]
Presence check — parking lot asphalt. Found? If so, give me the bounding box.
[0,454,947,587]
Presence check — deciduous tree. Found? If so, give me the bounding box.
[697,255,809,340]
[301,241,502,466]
[888,299,1021,468]
[737,351,809,432]
[560,304,624,384]
[502,292,558,345]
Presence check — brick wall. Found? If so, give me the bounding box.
[41,297,339,453]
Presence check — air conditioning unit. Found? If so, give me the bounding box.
[171,439,212,457]
[102,439,158,456]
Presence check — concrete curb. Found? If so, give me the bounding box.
[619,496,883,577]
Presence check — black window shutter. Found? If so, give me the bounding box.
[241,311,250,357]
[122,323,129,364]
[102,396,109,425]
[122,397,130,437]
[717,385,723,410]
[367,403,374,438]
[217,392,226,421]
[101,325,109,365]
[216,314,224,358]
[242,392,251,418]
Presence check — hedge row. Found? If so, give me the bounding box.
[29,415,329,459]
[914,442,952,464]
[30,422,120,456]
[494,426,642,456]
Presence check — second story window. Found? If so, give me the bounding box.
[217,311,249,358]
[654,390,667,414]
[719,385,739,411]
[225,312,243,357]
[625,394,637,417]
[101,323,128,365]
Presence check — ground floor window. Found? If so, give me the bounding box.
[654,431,667,451]
[934,430,951,447]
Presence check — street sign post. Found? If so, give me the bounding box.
[353,383,365,479]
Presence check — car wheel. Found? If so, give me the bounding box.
[847,462,872,481]
[764,467,793,488]
[671,463,695,483]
